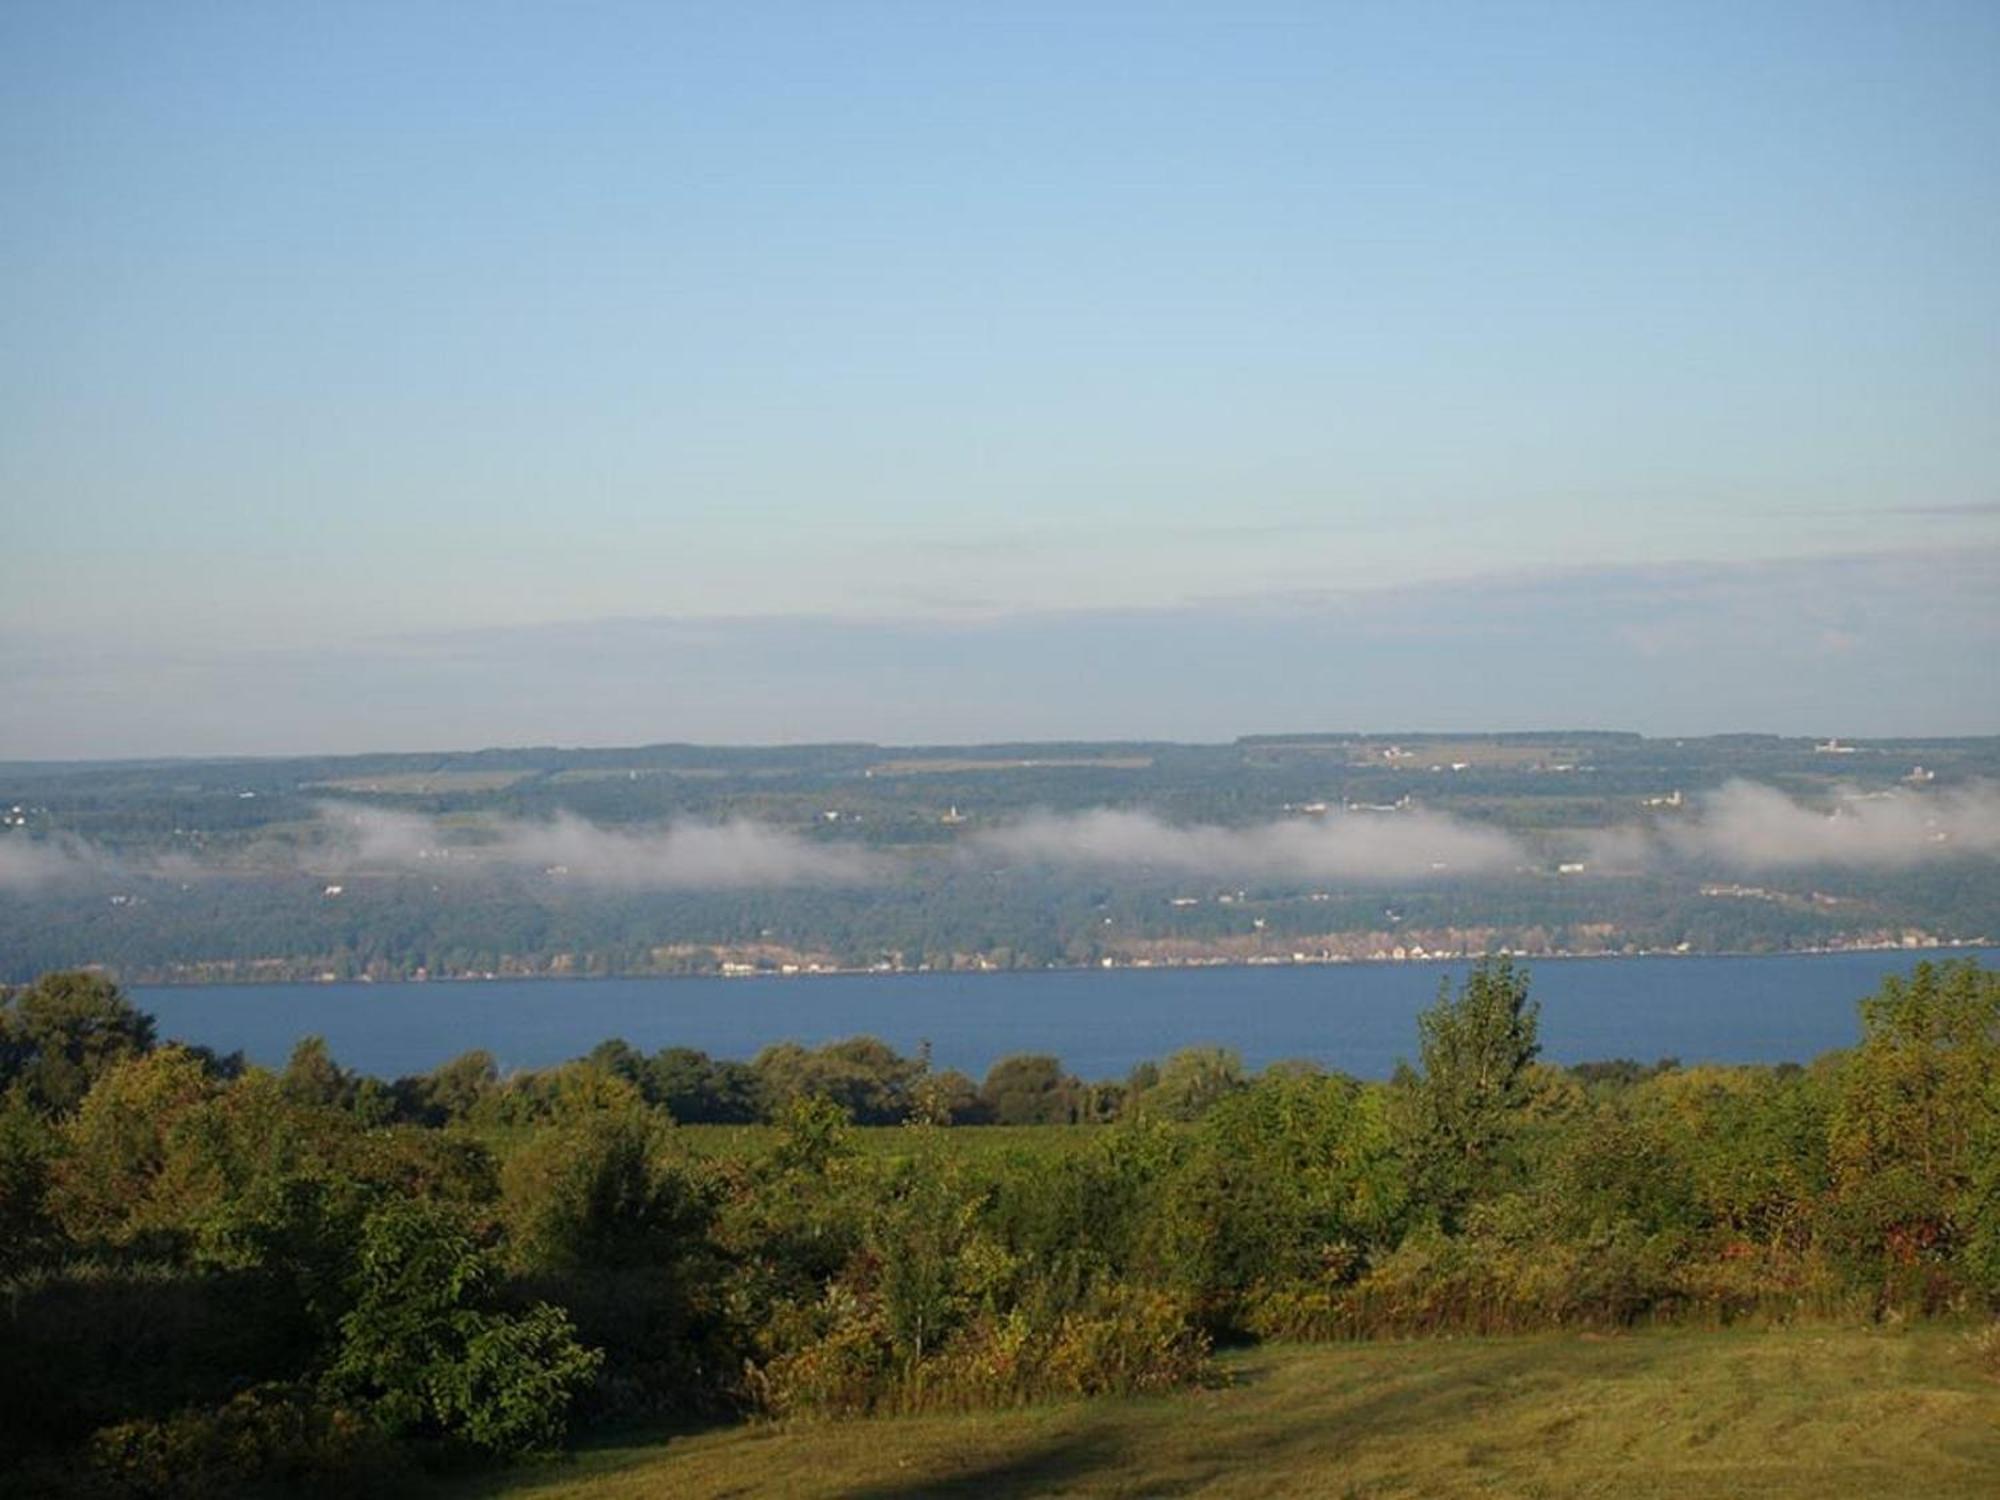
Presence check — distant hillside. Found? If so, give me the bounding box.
[3,732,1995,982]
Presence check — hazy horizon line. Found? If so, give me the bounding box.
[7,725,1999,772]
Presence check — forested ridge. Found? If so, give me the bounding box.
[2,958,1997,1496]
[4,733,1996,982]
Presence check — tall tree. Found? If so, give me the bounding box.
[1394,956,1540,1225]
[1828,958,1999,1295]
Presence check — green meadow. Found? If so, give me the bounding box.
[460,1326,2000,1499]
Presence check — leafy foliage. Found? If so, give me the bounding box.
[1,970,157,1114]
[7,958,2000,1495]
[1828,959,2000,1303]
[1393,956,1540,1225]
[325,1199,600,1457]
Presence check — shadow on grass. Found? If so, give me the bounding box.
[444,1413,740,1499]
[826,1340,1607,1499]
[828,1429,1132,1499]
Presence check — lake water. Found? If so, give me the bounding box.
[133,947,1996,1082]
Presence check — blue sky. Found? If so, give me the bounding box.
[3,2,1997,755]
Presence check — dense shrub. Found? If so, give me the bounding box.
[1,1263,316,1461]
[750,1274,1211,1417]
[324,1200,600,1458]
[0,1099,56,1273]
[499,1096,739,1416]
[1042,1286,1212,1397]
[84,1385,407,1500]
[1150,1073,1402,1322]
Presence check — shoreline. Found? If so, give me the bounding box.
[120,936,1998,990]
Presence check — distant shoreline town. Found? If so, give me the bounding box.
[117,931,1995,988]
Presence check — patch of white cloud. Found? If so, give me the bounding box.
[486,813,884,887]
[973,807,1526,881]
[0,832,120,891]
[313,802,444,865]
[1574,824,1660,875]
[308,804,882,887]
[1660,778,2000,869]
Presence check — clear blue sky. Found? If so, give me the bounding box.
[3,2,1996,755]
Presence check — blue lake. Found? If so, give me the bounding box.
[134,947,1996,1081]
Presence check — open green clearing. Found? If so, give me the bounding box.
[457,1326,2000,1499]
[669,1122,1105,1162]
[307,771,534,795]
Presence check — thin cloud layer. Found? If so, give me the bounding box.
[0,833,119,891]
[981,782,2000,882]
[1663,779,2000,869]
[10,548,1996,758]
[974,807,1526,881]
[314,803,441,866]
[8,782,1997,896]
[487,813,884,888]
[311,804,882,887]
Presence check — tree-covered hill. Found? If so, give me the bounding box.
[3,732,1995,982]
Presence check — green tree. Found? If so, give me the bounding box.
[583,1038,647,1088]
[752,1037,916,1124]
[0,1099,58,1273]
[647,1046,760,1123]
[980,1054,1075,1125]
[1152,1072,1402,1309]
[51,1045,217,1246]
[767,1092,857,1176]
[280,1036,355,1110]
[1142,1047,1246,1123]
[1828,958,1999,1298]
[501,1103,711,1273]
[1640,1064,1831,1252]
[916,1067,984,1125]
[871,1142,982,1364]
[396,1049,498,1125]
[0,971,156,1116]
[326,1199,600,1457]
[1393,957,1540,1225]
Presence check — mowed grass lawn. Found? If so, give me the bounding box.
[456,1325,2000,1499]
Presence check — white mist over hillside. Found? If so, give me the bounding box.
[1666,779,2000,868]
[4,780,1998,894]
[311,804,883,887]
[0,832,112,891]
[973,807,1525,880]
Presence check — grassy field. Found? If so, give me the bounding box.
[308,771,533,794]
[454,1325,2000,1499]
[668,1122,1106,1162]
[865,756,1155,775]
